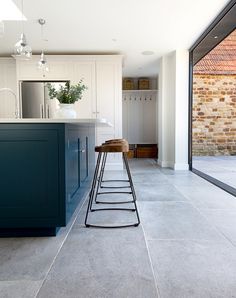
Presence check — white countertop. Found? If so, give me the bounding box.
[0,118,112,126]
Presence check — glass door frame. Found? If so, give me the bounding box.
[188,0,236,197]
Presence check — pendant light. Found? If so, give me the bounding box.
[37,18,49,72]
[13,0,32,59]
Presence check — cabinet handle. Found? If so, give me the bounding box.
[40,104,44,118]
[92,112,96,114]
[96,111,100,114]
[79,149,86,153]
[46,104,50,118]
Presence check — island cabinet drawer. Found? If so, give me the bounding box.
[0,125,64,227]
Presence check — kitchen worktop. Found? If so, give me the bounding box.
[0,118,112,126]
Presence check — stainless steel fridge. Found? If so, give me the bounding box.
[21,81,67,118]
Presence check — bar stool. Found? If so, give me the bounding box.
[85,140,140,228]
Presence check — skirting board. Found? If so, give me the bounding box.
[158,159,189,170]
[157,160,174,168]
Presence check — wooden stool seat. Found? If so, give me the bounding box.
[95,143,129,153]
[104,138,127,144]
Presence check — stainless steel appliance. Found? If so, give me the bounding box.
[21,81,67,118]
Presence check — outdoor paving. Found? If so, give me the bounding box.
[192,155,236,189]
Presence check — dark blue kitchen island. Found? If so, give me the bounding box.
[0,119,106,236]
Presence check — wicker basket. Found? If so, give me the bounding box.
[138,78,150,90]
[123,78,135,90]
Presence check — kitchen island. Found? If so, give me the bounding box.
[0,119,109,236]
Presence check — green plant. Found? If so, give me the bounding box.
[47,80,87,104]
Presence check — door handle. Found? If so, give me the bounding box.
[79,149,86,153]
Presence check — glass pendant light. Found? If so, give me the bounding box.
[37,18,49,72]
[38,51,49,72]
[13,0,32,59]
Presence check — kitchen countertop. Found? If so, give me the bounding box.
[0,118,112,126]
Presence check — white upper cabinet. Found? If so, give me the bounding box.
[72,61,96,119]
[16,57,70,80]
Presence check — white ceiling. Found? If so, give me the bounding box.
[0,0,230,77]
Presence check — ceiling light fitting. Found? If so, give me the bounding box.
[37,18,49,72]
[142,51,155,56]
[13,0,32,60]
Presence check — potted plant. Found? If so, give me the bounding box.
[47,80,87,118]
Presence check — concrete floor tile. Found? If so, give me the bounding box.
[148,239,236,298]
[135,184,187,202]
[37,227,158,298]
[138,201,223,241]
[0,280,42,298]
[200,209,236,244]
[176,185,236,210]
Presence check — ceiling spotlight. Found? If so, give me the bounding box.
[214,36,218,39]
[142,51,155,56]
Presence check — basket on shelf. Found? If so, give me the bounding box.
[123,78,135,90]
[138,78,150,90]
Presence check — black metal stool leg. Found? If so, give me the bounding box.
[123,152,140,226]
[85,152,102,225]
[100,152,107,183]
[95,153,133,204]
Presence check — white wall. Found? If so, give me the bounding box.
[158,50,189,170]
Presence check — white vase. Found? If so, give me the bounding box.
[55,104,77,119]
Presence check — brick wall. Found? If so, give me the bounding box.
[192,74,236,156]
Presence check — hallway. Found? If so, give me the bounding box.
[1,159,236,298]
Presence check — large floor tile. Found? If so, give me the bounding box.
[132,172,169,184]
[37,227,158,298]
[135,183,187,202]
[0,236,65,280]
[200,209,236,245]
[138,201,223,241]
[176,185,236,210]
[0,280,42,298]
[148,239,236,298]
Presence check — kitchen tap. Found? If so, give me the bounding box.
[0,88,20,118]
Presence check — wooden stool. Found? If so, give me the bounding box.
[84,141,140,228]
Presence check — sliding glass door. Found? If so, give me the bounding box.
[189,1,236,196]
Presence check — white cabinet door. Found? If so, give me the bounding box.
[16,58,69,80]
[96,60,122,167]
[72,61,96,119]
[0,59,17,118]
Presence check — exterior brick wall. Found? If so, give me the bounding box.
[192,74,236,156]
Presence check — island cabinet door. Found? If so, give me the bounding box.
[0,126,63,228]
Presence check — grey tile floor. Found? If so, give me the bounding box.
[1,159,236,298]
